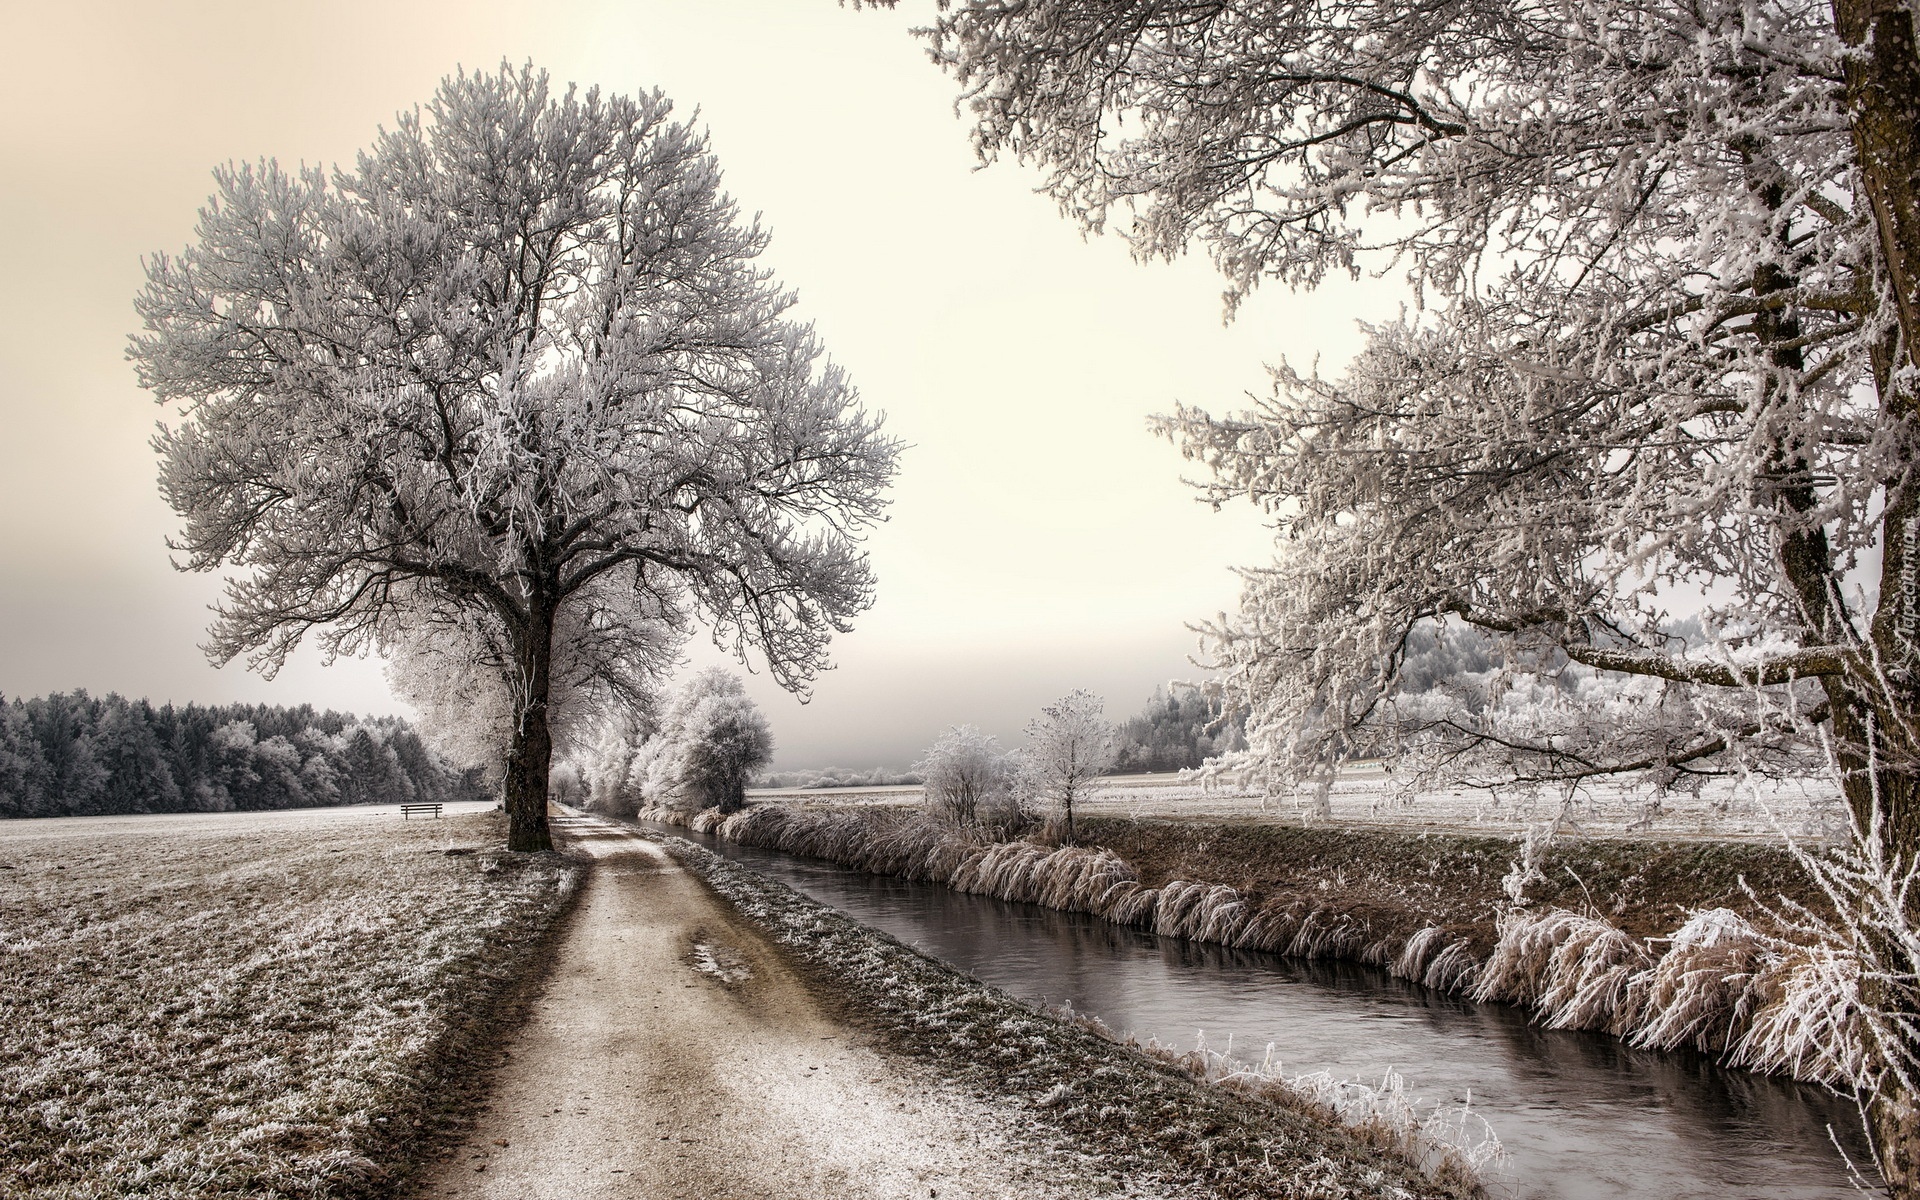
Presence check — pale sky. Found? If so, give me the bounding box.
[0,1,1401,768]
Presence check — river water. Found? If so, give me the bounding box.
[650,822,1869,1199]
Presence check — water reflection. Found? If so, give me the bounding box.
[653,823,1865,1199]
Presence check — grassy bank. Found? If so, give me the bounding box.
[660,831,1481,1199]
[0,809,581,1199]
[639,802,1861,1089]
[1082,816,1829,948]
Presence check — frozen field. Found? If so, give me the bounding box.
[751,767,1846,843]
[0,803,575,1199]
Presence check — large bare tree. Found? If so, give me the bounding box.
[923,0,1920,1187]
[132,65,898,852]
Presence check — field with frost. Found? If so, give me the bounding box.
[0,805,578,1199]
[756,766,1844,842]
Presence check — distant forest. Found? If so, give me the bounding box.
[0,691,484,819]
[1112,689,1248,774]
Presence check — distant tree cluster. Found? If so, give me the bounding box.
[1111,688,1247,774]
[580,669,773,818]
[756,767,924,790]
[915,691,1118,844]
[0,691,481,819]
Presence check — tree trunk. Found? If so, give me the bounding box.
[1834,0,1920,376]
[503,604,557,854]
[1790,19,1920,1173]
[1827,686,1920,1196]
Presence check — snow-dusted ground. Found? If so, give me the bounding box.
[0,798,499,842]
[751,767,1845,842]
[0,803,574,1199]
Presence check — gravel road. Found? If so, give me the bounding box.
[409,812,1090,1200]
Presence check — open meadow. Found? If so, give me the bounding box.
[751,766,1845,843]
[0,804,579,1199]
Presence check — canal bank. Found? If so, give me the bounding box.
[637,803,1869,1198]
[649,831,1481,1199]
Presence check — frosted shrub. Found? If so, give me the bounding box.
[917,725,1015,826]
[633,671,772,814]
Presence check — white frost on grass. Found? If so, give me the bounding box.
[1471,904,1867,1089]
[0,809,577,1199]
[1148,1034,1507,1188]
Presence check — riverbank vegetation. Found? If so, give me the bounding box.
[638,800,1860,1089]
[660,831,1483,1198]
[0,810,579,1198]
[0,692,481,820]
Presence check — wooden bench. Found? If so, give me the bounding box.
[400,802,443,819]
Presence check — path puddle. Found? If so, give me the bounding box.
[691,941,752,983]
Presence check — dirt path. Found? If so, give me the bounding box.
[410,812,1086,1200]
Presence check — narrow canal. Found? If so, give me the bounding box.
[648,821,1868,1199]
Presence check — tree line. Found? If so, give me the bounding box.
[1111,688,1247,775]
[0,691,483,820]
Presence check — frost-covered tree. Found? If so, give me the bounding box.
[925,0,1920,1184]
[131,65,899,852]
[1020,692,1115,844]
[631,669,772,814]
[575,713,653,818]
[917,724,1014,824]
[383,581,670,790]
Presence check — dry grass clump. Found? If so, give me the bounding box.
[1630,907,1772,1050]
[1470,909,1654,1034]
[1732,942,1865,1087]
[0,811,579,1199]
[1390,927,1481,991]
[1469,905,1867,1085]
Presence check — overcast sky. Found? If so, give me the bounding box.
[0,1,1403,768]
